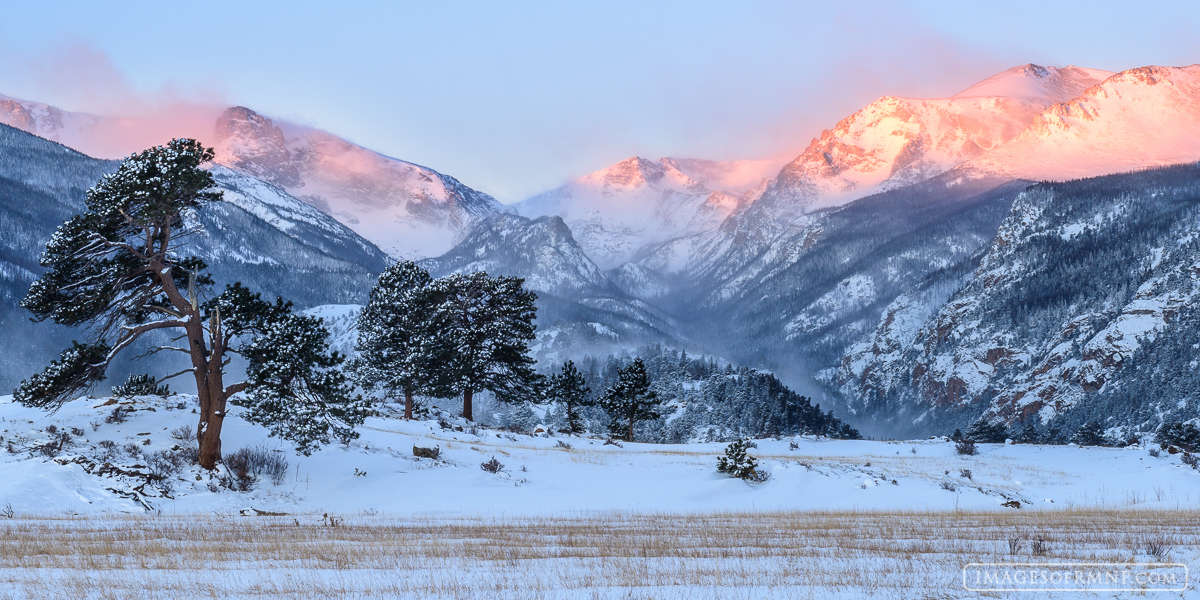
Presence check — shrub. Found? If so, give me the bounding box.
[481,456,504,473]
[716,438,769,483]
[170,425,195,443]
[112,373,170,398]
[955,439,977,456]
[1156,421,1200,452]
[104,406,131,424]
[147,448,195,478]
[221,445,290,490]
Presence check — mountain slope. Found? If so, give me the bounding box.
[764,64,1112,215]
[212,106,508,259]
[0,96,507,261]
[839,164,1200,437]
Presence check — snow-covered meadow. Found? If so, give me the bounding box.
[1,393,1199,598]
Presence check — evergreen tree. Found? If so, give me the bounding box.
[430,271,540,421]
[599,358,660,441]
[112,373,170,398]
[352,262,449,419]
[716,438,767,482]
[545,360,592,434]
[1156,421,1200,452]
[13,139,362,468]
[965,417,1008,443]
[1071,420,1109,447]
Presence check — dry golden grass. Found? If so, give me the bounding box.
[1,509,1197,599]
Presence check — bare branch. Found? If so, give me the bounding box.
[158,368,197,384]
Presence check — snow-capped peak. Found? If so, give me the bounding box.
[210,105,506,260]
[952,64,1115,103]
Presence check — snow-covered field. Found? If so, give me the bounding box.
[1,394,1199,598]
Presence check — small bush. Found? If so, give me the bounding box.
[1149,448,1161,458]
[955,439,977,456]
[940,481,956,492]
[1182,453,1200,470]
[959,468,973,480]
[146,448,196,478]
[104,406,131,424]
[221,445,289,491]
[555,440,572,450]
[1031,537,1048,556]
[716,438,769,483]
[112,373,170,398]
[170,425,195,443]
[481,456,504,474]
[1141,536,1172,560]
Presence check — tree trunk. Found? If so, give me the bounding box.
[627,414,635,442]
[462,388,474,421]
[404,382,414,420]
[191,312,229,471]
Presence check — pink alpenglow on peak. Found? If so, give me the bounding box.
[768,63,1114,211]
[516,155,780,269]
[210,106,507,260]
[964,65,1200,181]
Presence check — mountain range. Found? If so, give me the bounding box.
[3,61,1200,439]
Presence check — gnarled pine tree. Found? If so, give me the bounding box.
[15,139,366,468]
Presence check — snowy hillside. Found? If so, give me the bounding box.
[840,164,1200,435]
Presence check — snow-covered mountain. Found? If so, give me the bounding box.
[0,94,104,151]
[963,65,1200,181]
[211,106,508,259]
[838,164,1200,436]
[763,65,1112,217]
[515,157,775,269]
[0,95,508,260]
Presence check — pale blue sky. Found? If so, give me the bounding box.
[1,1,1197,201]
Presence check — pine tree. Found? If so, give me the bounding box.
[599,358,660,442]
[13,139,363,468]
[716,438,766,482]
[545,360,592,434]
[1071,420,1109,447]
[965,417,1008,443]
[429,271,541,421]
[352,262,449,419]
